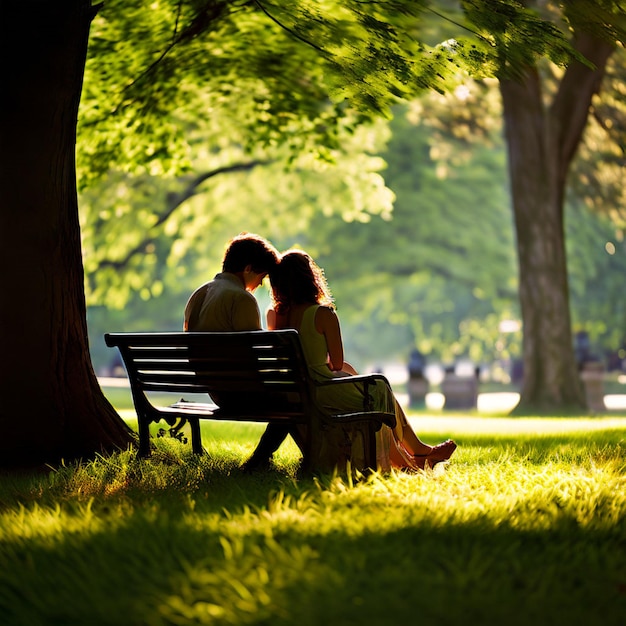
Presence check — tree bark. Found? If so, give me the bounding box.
[0,0,135,467]
[499,32,614,413]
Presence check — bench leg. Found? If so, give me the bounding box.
[138,416,152,457]
[365,423,377,471]
[189,418,203,455]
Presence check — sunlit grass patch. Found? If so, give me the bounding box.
[1,417,625,625]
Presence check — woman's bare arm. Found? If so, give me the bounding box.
[340,361,359,375]
[316,306,344,371]
[266,308,277,330]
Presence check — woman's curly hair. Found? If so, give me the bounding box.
[270,249,335,314]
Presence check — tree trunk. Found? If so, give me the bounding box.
[499,32,614,413]
[0,0,135,467]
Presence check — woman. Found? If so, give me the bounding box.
[267,249,457,472]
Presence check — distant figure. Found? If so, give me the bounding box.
[510,359,524,385]
[107,352,125,377]
[246,248,457,472]
[574,331,592,369]
[408,349,426,379]
[408,348,428,408]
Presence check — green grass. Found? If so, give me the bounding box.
[1,414,626,626]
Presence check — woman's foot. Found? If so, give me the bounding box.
[414,439,457,469]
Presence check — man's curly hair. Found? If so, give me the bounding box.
[222,232,279,274]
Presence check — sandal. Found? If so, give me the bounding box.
[413,439,457,469]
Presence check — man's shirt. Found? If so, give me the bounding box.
[183,272,261,332]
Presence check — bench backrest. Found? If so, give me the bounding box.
[104,330,314,412]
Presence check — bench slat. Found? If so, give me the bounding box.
[106,331,299,349]
[139,380,303,395]
[131,364,300,376]
[123,348,298,360]
[135,368,300,378]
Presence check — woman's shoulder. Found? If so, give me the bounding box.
[314,304,338,327]
[315,304,334,313]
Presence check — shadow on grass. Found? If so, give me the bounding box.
[1,488,625,626]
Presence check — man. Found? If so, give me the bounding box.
[183,232,289,470]
[184,232,277,333]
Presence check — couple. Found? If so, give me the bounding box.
[184,233,457,472]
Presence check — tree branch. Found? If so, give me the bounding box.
[252,0,328,55]
[96,159,269,272]
[120,0,233,97]
[551,30,615,177]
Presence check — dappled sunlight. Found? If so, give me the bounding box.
[604,394,626,410]
[408,414,626,435]
[0,502,106,542]
[418,390,520,412]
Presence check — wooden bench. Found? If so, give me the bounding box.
[104,330,396,472]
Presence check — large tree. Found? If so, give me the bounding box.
[484,0,624,411]
[1,1,134,467]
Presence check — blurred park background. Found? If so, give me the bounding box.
[84,91,626,406]
[74,5,626,417]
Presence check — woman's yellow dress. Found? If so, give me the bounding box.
[296,305,423,472]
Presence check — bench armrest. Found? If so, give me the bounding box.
[315,373,393,412]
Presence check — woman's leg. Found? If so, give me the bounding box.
[372,381,457,470]
[388,395,457,470]
[391,398,432,455]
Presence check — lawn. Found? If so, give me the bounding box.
[1,407,625,626]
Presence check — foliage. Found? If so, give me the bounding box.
[84,107,519,370]
[410,36,626,234]
[84,96,626,372]
[79,0,626,374]
[294,106,517,365]
[79,118,394,308]
[461,0,591,74]
[79,0,590,185]
[1,418,626,625]
[79,0,461,185]
[411,68,626,360]
[77,0,486,312]
[569,50,626,227]
[567,199,626,352]
[383,38,626,362]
